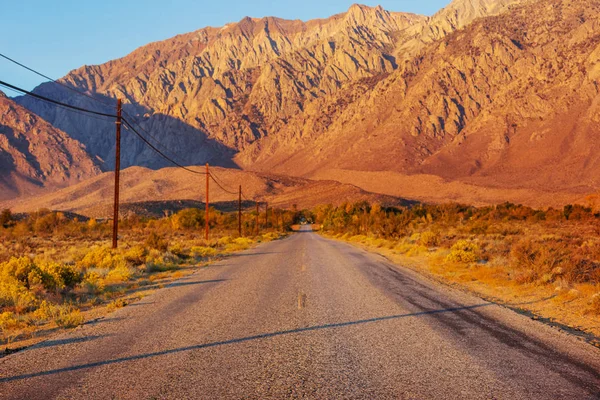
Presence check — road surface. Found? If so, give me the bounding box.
[1,229,600,399]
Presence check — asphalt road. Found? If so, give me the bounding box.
[1,229,600,399]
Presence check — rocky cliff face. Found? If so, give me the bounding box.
[249,0,600,194]
[0,94,101,200]
[16,4,425,169]
[13,0,600,200]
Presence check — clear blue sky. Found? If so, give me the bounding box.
[0,0,449,92]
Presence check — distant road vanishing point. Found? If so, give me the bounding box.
[1,228,599,399]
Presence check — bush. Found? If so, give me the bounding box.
[53,305,84,328]
[446,240,480,264]
[0,311,21,332]
[77,246,127,271]
[509,239,567,283]
[145,232,169,252]
[123,245,147,265]
[35,261,82,292]
[419,231,439,247]
[0,209,13,228]
[105,265,134,283]
[191,246,218,259]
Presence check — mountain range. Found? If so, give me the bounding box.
[2,0,600,213]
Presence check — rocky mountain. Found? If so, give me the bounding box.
[0,92,101,200]
[253,0,600,195]
[11,0,600,206]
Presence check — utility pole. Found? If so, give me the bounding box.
[238,185,242,237]
[265,202,269,230]
[205,163,209,241]
[255,202,259,236]
[112,99,122,249]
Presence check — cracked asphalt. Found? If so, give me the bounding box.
[1,229,599,399]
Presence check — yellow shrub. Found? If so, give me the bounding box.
[106,265,134,283]
[0,281,37,312]
[36,261,81,291]
[77,246,127,271]
[81,271,105,294]
[191,246,217,258]
[32,300,58,322]
[446,240,480,264]
[261,232,279,242]
[225,237,254,252]
[0,311,21,332]
[53,305,84,328]
[217,236,234,246]
[123,246,146,266]
[420,231,440,247]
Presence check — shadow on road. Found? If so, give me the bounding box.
[32,335,113,350]
[228,252,282,257]
[166,279,227,288]
[0,303,490,383]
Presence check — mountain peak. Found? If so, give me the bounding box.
[0,89,6,98]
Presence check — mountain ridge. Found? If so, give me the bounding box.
[7,0,600,208]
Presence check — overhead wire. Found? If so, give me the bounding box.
[0,54,198,168]
[121,118,207,175]
[0,80,118,118]
[0,52,114,107]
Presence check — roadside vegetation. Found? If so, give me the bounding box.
[0,207,291,351]
[311,202,600,339]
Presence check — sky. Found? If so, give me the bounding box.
[0,0,450,92]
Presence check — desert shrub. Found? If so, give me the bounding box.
[509,239,567,283]
[53,305,84,328]
[0,257,36,288]
[168,242,187,258]
[31,300,58,322]
[35,261,82,292]
[0,311,21,332]
[446,240,480,264]
[419,231,440,247]
[144,250,180,272]
[123,246,146,266]
[171,208,204,230]
[225,237,253,252]
[107,298,128,312]
[261,232,280,242]
[105,265,134,283]
[0,209,13,228]
[217,236,234,246]
[145,232,169,252]
[77,246,127,271]
[191,246,218,259]
[81,271,105,294]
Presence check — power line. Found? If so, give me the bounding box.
[122,118,206,175]
[208,172,238,195]
[0,80,117,118]
[120,110,202,168]
[0,83,117,130]
[209,169,238,193]
[2,54,209,172]
[0,79,210,177]
[0,52,114,107]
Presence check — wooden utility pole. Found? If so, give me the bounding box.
[255,202,259,236]
[265,202,269,230]
[205,163,209,241]
[238,185,242,237]
[112,99,122,249]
